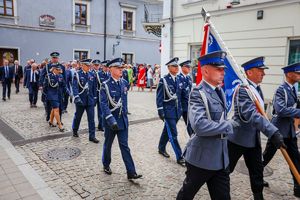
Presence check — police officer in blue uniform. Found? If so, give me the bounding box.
[228,57,285,200]
[92,59,104,131]
[39,52,66,121]
[156,57,187,166]
[23,62,40,107]
[101,58,142,180]
[99,60,111,82]
[178,60,193,136]
[177,51,238,200]
[44,64,66,132]
[263,62,300,198]
[72,59,99,143]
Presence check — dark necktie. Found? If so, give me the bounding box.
[293,86,297,98]
[256,85,264,100]
[215,87,224,104]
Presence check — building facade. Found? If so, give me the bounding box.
[0,0,162,66]
[161,0,300,100]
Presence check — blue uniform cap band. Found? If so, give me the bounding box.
[199,57,225,66]
[282,62,300,73]
[243,60,266,71]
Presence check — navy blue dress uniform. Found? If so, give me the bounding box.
[178,60,193,136]
[156,57,188,165]
[23,67,39,107]
[177,51,236,200]
[39,52,66,121]
[44,65,67,109]
[62,68,72,112]
[227,57,284,200]
[99,60,111,82]
[72,59,99,143]
[92,59,104,131]
[0,64,14,101]
[101,58,142,180]
[263,62,300,197]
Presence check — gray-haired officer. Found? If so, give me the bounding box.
[156,57,187,166]
[263,62,300,198]
[101,58,142,180]
[178,60,193,136]
[228,57,285,200]
[177,51,239,200]
[92,59,104,131]
[72,59,99,143]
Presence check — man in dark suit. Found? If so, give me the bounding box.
[24,63,39,107]
[1,59,14,101]
[13,60,23,93]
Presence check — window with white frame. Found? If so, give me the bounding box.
[74,50,89,61]
[121,6,136,33]
[73,0,90,27]
[288,39,300,92]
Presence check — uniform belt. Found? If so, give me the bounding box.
[210,134,227,139]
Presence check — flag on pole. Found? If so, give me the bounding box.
[196,23,242,111]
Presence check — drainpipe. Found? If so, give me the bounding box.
[104,0,107,60]
[170,0,174,59]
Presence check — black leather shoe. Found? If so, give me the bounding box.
[253,193,264,200]
[127,173,142,180]
[73,131,79,137]
[263,180,269,187]
[89,138,99,143]
[158,150,170,158]
[103,166,112,175]
[2,98,6,101]
[294,185,300,198]
[177,159,186,167]
[97,126,104,132]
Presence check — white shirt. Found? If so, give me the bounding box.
[169,73,177,82]
[147,68,153,79]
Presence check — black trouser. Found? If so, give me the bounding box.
[15,77,20,92]
[228,141,264,194]
[29,84,38,105]
[182,111,193,136]
[62,92,69,111]
[263,137,300,186]
[2,79,11,99]
[177,162,230,200]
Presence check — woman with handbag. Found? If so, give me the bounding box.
[137,64,146,92]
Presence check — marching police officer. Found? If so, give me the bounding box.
[263,62,300,198]
[92,59,104,131]
[156,57,187,166]
[177,51,238,200]
[39,52,66,121]
[178,60,193,136]
[99,60,111,82]
[228,57,285,200]
[101,58,142,180]
[44,64,66,132]
[72,59,99,143]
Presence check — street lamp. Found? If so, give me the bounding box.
[112,35,121,58]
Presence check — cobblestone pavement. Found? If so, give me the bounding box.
[0,87,300,199]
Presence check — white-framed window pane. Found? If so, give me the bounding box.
[0,1,4,7]
[289,40,300,64]
[0,7,4,14]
